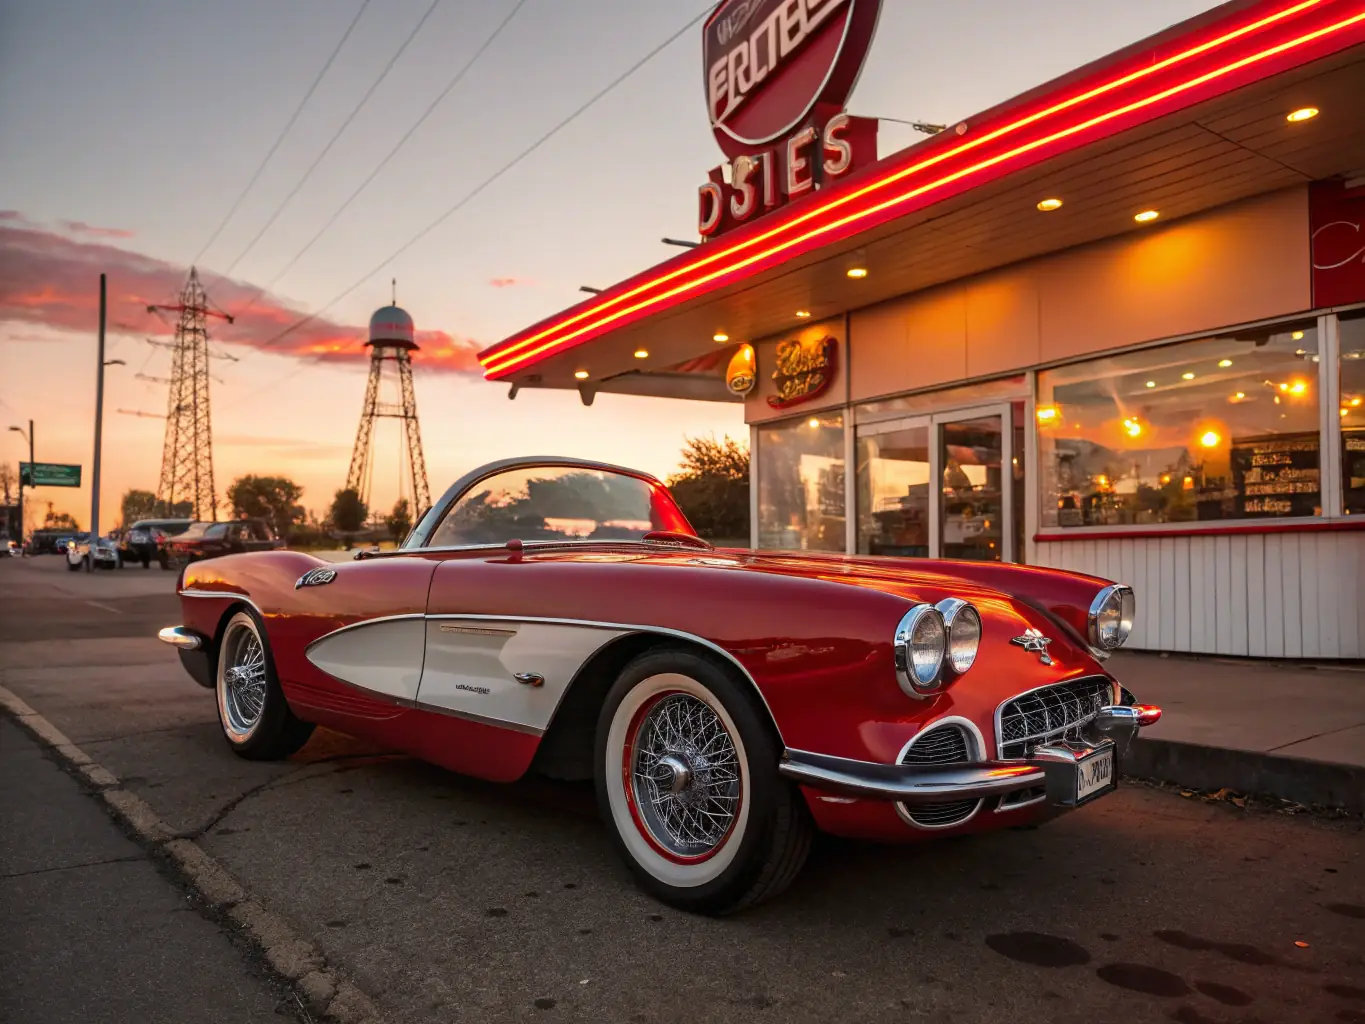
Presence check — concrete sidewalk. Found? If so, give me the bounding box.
[1111,651,1365,813]
[0,718,298,1024]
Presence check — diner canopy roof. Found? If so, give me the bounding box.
[478,0,1365,404]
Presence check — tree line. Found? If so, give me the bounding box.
[5,436,750,547]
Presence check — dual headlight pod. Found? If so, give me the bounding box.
[893,598,982,698]
[1088,584,1136,653]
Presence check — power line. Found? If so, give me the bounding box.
[192,0,371,267]
[237,0,529,317]
[255,5,710,354]
[219,0,445,280]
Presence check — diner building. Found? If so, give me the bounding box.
[479,0,1365,660]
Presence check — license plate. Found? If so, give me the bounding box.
[1076,748,1115,803]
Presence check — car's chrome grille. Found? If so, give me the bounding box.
[997,676,1115,760]
[898,724,978,828]
[995,676,1113,811]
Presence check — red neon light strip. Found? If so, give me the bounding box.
[481,0,1322,373]
[491,9,1365,376]
[483,1,1362,377]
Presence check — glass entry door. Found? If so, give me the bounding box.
[938,410,1007,562]
[856,402,1018,562]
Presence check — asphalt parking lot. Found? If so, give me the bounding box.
[2,553,1364,1024]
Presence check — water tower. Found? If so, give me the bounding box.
[344,289,431,515]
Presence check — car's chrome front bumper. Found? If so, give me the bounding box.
[780,704,1161,808]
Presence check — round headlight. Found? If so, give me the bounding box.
[1089,584,1135,651]
[936,598,981,675]
[894,605,947,696]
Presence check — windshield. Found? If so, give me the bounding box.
[417,464,693,549]
[177,522,228,540]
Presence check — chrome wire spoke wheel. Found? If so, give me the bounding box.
[629,692,742,859]
[219,620,268,739]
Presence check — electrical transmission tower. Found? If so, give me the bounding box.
[345,294,430,515]
[149,267,233,520]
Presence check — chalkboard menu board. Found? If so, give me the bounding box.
[1230,432,1320,517]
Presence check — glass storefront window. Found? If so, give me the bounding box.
[1341,312,1365,515]
[757,413,846,550]
[857,423,930,555]
[1038,322,1321,527]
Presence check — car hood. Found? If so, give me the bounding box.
[525,545,1115,652]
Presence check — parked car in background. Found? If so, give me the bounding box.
[67,535,120,571]
[160,518,283,569]
[122,518,193,568]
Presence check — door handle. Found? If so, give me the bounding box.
[513,672,544,688]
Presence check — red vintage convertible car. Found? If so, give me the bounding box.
[159,456,1159,914]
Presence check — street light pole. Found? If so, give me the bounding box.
[8,421,33,550]
[88,274,124,572]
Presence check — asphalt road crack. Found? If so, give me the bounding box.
[0,852,144,880]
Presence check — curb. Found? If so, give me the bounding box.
[1125,736,1365,815]
[0,684,384,1024]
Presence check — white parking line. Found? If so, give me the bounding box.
[86,600,123,615]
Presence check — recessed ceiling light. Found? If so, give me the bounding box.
[1036,198,1063,212]
[795,310,811,318]
[1182,372,1196,380]
[1218,359,1233,368]
[574,369,589,380]
[1145,380,1156,388]
[1134,209,1160,223]
[1286,106,1319,123]
[808,417,821,428]
[713,332,729,343]
[846,267,868,279]
[633,349,648,359]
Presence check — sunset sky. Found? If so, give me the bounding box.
[0,0,1222,532]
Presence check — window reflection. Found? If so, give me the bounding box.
[857,425,929,555]
[941,416,1003,561]
[758,414,846,551]
[1039,323,1321,526]
[429,467,687,547]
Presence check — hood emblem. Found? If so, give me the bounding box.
[1011,628,1054,665]
[295,567,337,589]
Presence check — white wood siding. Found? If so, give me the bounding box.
[1033,533,1365,659]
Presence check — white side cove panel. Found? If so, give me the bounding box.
[1034,532,1365,658]
[418,620,627,733]
[305,617,426,702]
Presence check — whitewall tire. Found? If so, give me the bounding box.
[595,647,811,914]
[214,610,314,760]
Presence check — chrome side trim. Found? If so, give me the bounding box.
[301,613,429,652]
[893,715,986,830]
[179,588,264,617]
[439,623,517,637]
[424,613,783,745]
[157,626,204,650]
[781,749,1046,804]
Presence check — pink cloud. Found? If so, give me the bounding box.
[488,276,530,288]
[61,219,135,239]
[0,218,483,373]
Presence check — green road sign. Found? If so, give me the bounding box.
[20,462,82,487]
